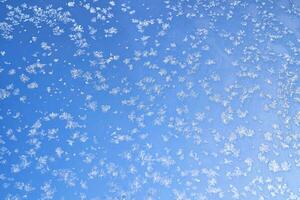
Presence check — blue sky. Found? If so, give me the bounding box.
[1,0,300,199]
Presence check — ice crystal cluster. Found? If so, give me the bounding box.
[1,0,300,199]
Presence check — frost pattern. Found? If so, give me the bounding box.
[1,0,300,199]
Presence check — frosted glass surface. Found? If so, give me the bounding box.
[1,0,300,199]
